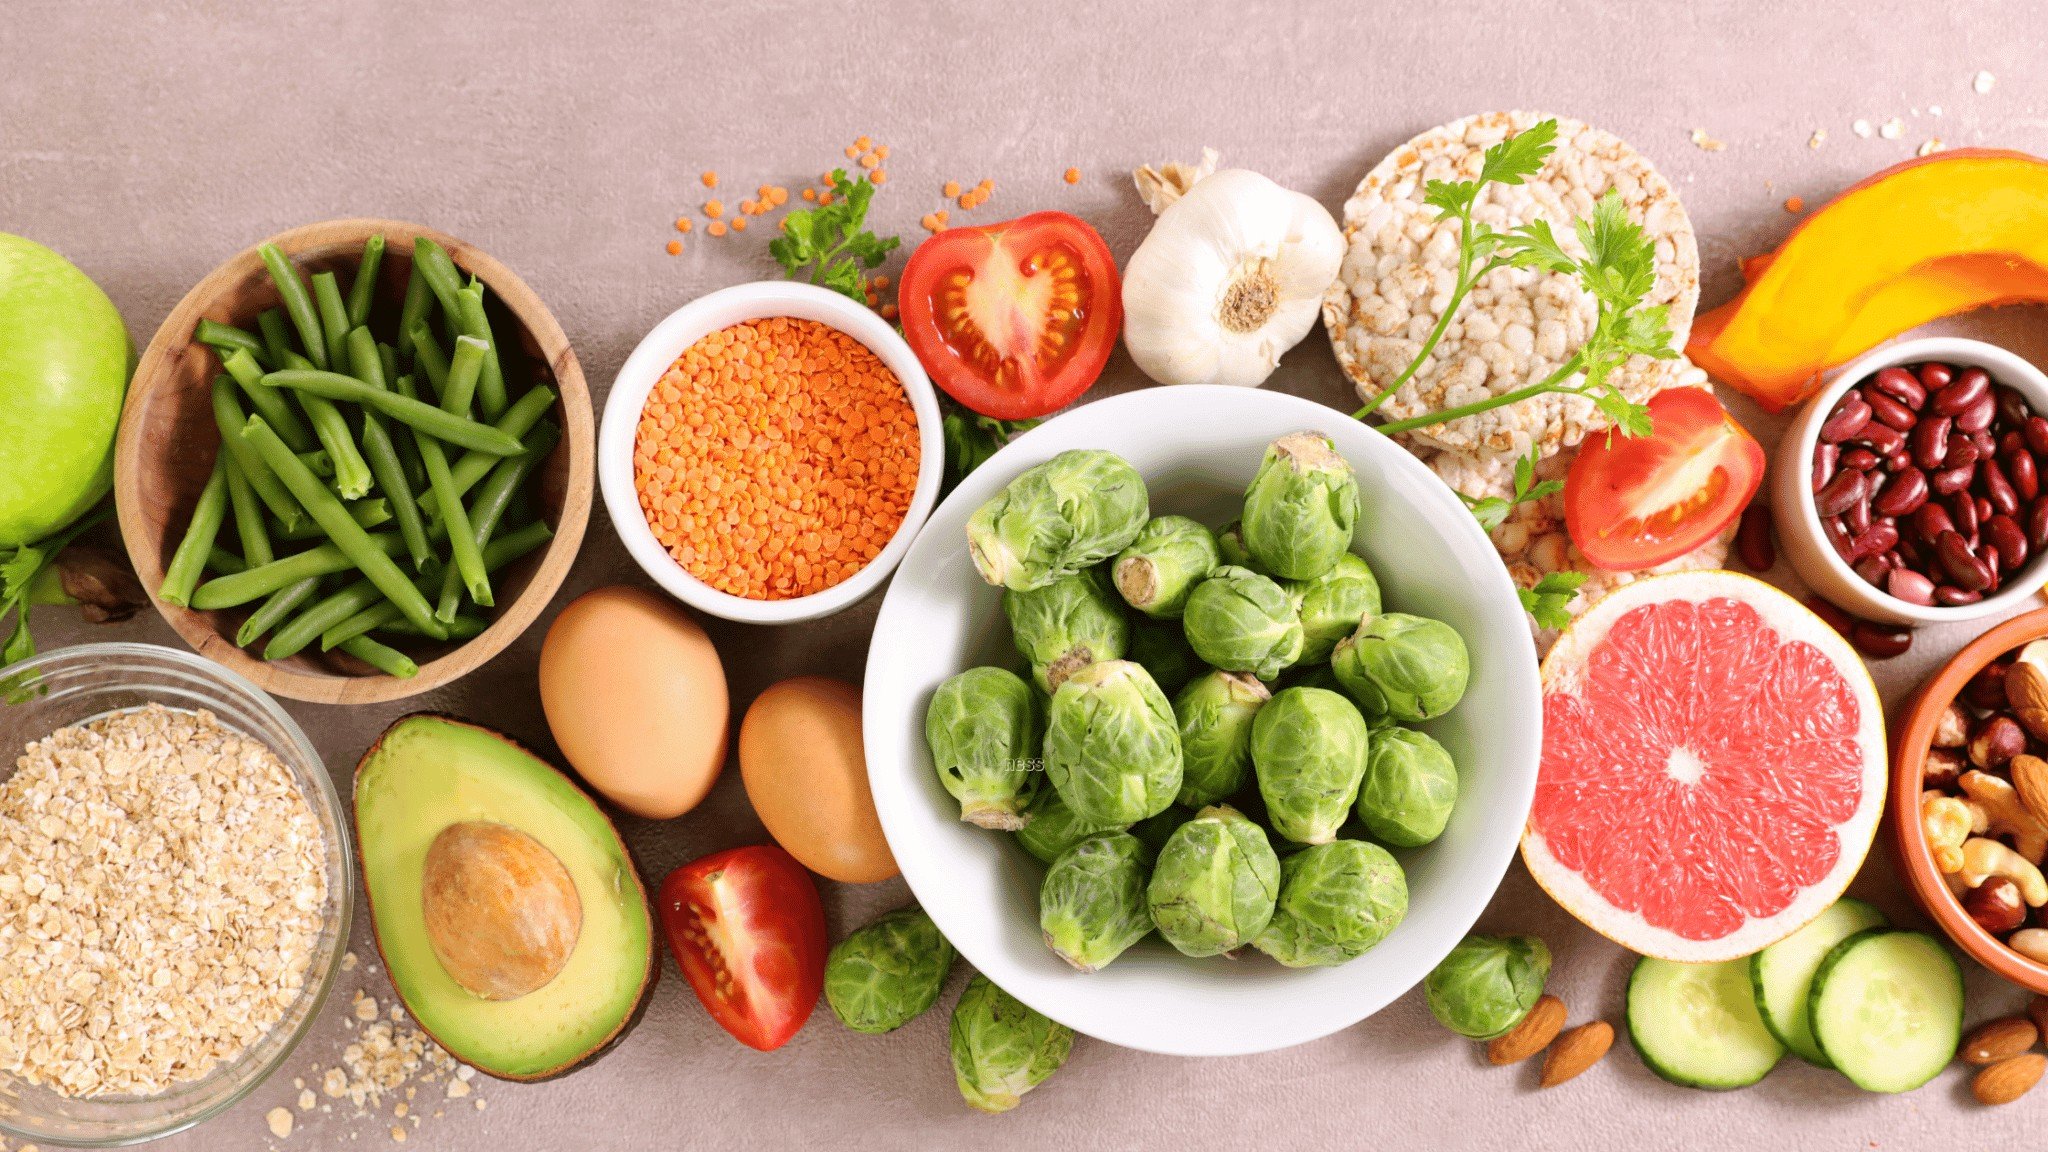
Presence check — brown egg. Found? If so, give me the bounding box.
[539,586,728,819]
[739,677,898,883]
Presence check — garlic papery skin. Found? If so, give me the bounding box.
[1121,169,1344,388]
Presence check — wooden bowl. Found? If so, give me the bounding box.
[1892,607,2048,993]
[115,219,591,705]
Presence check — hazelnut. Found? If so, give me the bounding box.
[1934,701,1973,749]
[1971,714,2029,770]
[1967,660,2016,711]
[1925,747,1968,791]
[1967,875,2030,935]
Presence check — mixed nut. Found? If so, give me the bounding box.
[1958,998,2048,1106]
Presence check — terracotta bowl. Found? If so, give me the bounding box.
[1892,606,2048,993]
[115,219,592,705]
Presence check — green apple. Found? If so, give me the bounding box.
[0,233,130,548]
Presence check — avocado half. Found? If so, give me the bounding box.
[354,714,657,1081]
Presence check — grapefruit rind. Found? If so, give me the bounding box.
[1522,570,1886,963]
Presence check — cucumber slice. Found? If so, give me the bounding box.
[1749,898,1887,1067]
[1627,955,1784,1090]
[1809,929,1963,1093]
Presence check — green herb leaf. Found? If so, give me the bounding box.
[771,169,901,304]
[1458,447,1559,534]
[941,400,1040,497]
[1518,570,1588,632]
[1478,119,1559,187]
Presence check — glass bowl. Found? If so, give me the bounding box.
[0,643,352,1145]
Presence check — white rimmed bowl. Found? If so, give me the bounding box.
[862,386,1542,1056]
[599,282,943,624]
[1774,336,2048,626]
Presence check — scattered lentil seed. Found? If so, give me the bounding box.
[1784,196,1805,213]
[801,188,818,202]
[704,199,724,218]
[1064,167,1082,184]
[943,180,961,197]
[707,221,728,237]
[858,153,880,170]
[665,240,683,256]
[701,171,718,188]
[730,217,748,233]
[871,169,888,184]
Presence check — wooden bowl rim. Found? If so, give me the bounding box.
[114,218,592,706]
[1890,605,2048,993]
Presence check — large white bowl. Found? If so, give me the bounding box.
[863,386,1542,1056]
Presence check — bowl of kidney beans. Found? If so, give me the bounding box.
[1772,337,2048,631]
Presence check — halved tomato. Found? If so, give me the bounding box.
[1564,388,1766,571]
[898,211,1122,420]
[658,844,827,1052]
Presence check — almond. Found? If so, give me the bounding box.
[2006,643,2048,743]
[1539,1020,1613,1087]
[2012,755,2048,829]
[1973,1052,2046,1105]
[1961,1016,2039,1065]
[1487,994,1566,1065]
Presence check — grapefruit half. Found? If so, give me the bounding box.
[1523,571,1885,962]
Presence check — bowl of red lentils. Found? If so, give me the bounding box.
[599,281,942,623]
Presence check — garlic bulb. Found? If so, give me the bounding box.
[1121,166,1344,389]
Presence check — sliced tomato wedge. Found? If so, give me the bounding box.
[657,844,827,1051]
[1564,387,1766,571]
[898,210,1122,420]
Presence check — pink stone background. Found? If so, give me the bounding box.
[6,0,2048,1147]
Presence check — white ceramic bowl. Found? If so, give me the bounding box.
[1773,336,2048,626]
[863,386,1542,1056]
[600,282,943,624]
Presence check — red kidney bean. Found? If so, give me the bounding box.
[1986,514,2030,571]
[1805,596,1855,635]
[1888,567,1936,605]
[1884,450,1912,472]
[1985,548,2004,592]
[2029,497,2048,551]
[1734,503,1774,571]
[1934,368,1992,415]
[1850,620,1914,659]
[1978,495,1996,525]
[1872,467,1928,516]
[1855,421,1907,455]
[1998,386,2034,429]
[1824,516,1855,560]
[1943,435,1979,471]
[1853,553,1891,585]
[1865,389,1917,430]
[1937,531,1994,590]
[1873,366,1928,410]
[1820,395,1872,442]
[2004,430,2028,456]
[1957,392,1998,434]
[1913,416,1953,469]
[2011,450,2040,500]
[1974,429,1999,458]
[1920,362,1955,391]
[1840,446,1879,471]
[1932,462,1976,496]
[1813,442,1839,493]
[2027,416,2048,457]
[1815,469,1868,516]
[1983,459,2021,516]
[1844,496,1872,535]
[1914,502,1957,542]
[1952,491,1981,539]
[1937,585,1985,606]
[1847,522,1898,563]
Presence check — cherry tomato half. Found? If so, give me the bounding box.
[657,844,827,1052]
[1564,387,1767,571]
[897,211,1122,421]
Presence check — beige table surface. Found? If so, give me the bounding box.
[7,1,2048,1147]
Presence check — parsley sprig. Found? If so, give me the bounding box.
[1520,571,1589,633]
[0,509,109,690]
[1459,448,1560,534]
[768,170,900,302]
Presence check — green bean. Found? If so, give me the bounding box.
[207,547,247,576]
[223,348,315,453]
[346,234,385,328]
[395,260,433,362]
[277,498,391,541]
[236,576,319,647]
[238,417,443,637]
[378,613,488,642]
[408,322,449,398]
[339,635,417,678]
[195,318,269,366]
[211,376,305,531]
[442,335,487,419]
[412,237,466,329]
[256,308,294,366]
[297,449,334,478]
[311,271,351,372]
[446,386,557,502]
[265,578,388,660]
[159,456,230,607]
[347,328,431,570]
[259,243,327,369]
[451,286,507,421]
[301,393,373,500]
[438,420,557,620]
[258,370,523,455]
[378,342,398,387]
[326,519,543,650]
[481,519,553,568]
[221,455,274,568]
[417,429,490,611]
[388,374,430,493]
[190,532,405,609]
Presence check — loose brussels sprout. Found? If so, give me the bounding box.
[1146,804,1281,957]
[1173,670,1269,808]
[1126,619,1202,697]
[1355,726,1458,847]
[1182,566,1304,681]
[967,449,1149,591]
[1040,831,1154,971]
[1240,432,1359,581]
[1331,612,1471,723]
[1044,660,1183,824]
[1214,519,1258,570]
[1250,686,1370,845]
[1015,788,1127,865]
[824,907,955,1034]
[1112,515,1220,619]
[1004,569,1129,693]
[950,974,1074,1114]
[1424,934,1552,1040]
[1252,839,1408,967]
[1286,552,1382,664]
[927,667,1043,829]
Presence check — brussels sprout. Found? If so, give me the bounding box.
[1331,612,1471,723]
[1004,569,1129,692]
[1126,619,1202,697]
[1040,831,1154,971]
[927,667,1044,829]
[1355,726,1458,847]
[1215,519,1258,570]
[825,907,955,1034]
[1424,934,1552,1040]
[1044,660,1183,824]
[1240,432,1360,581]
[967,449,1149,591]
[1286,553,1382,664]
[950,974,1074,1113]
[1112,515,1220,619]
[1250,686,1370,845]
[1182,566,1304,681]
[1016,788,1127,865]
[1173,670,1269,808]
[1146,804,1281,957]
[1252,839,1409,967]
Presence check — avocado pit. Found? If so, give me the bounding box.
[421,820,583,1001]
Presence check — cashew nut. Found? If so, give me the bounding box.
[1960,770,2048,863]
[1960,837,2048,907]
[1923,790,1986,873]
[2011,929,2048,965]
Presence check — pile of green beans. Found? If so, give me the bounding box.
[169,234,561,678]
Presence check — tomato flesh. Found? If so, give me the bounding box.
[1564,388,1766,571]
[657,844,826,1051]
[899,211,1121,420]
